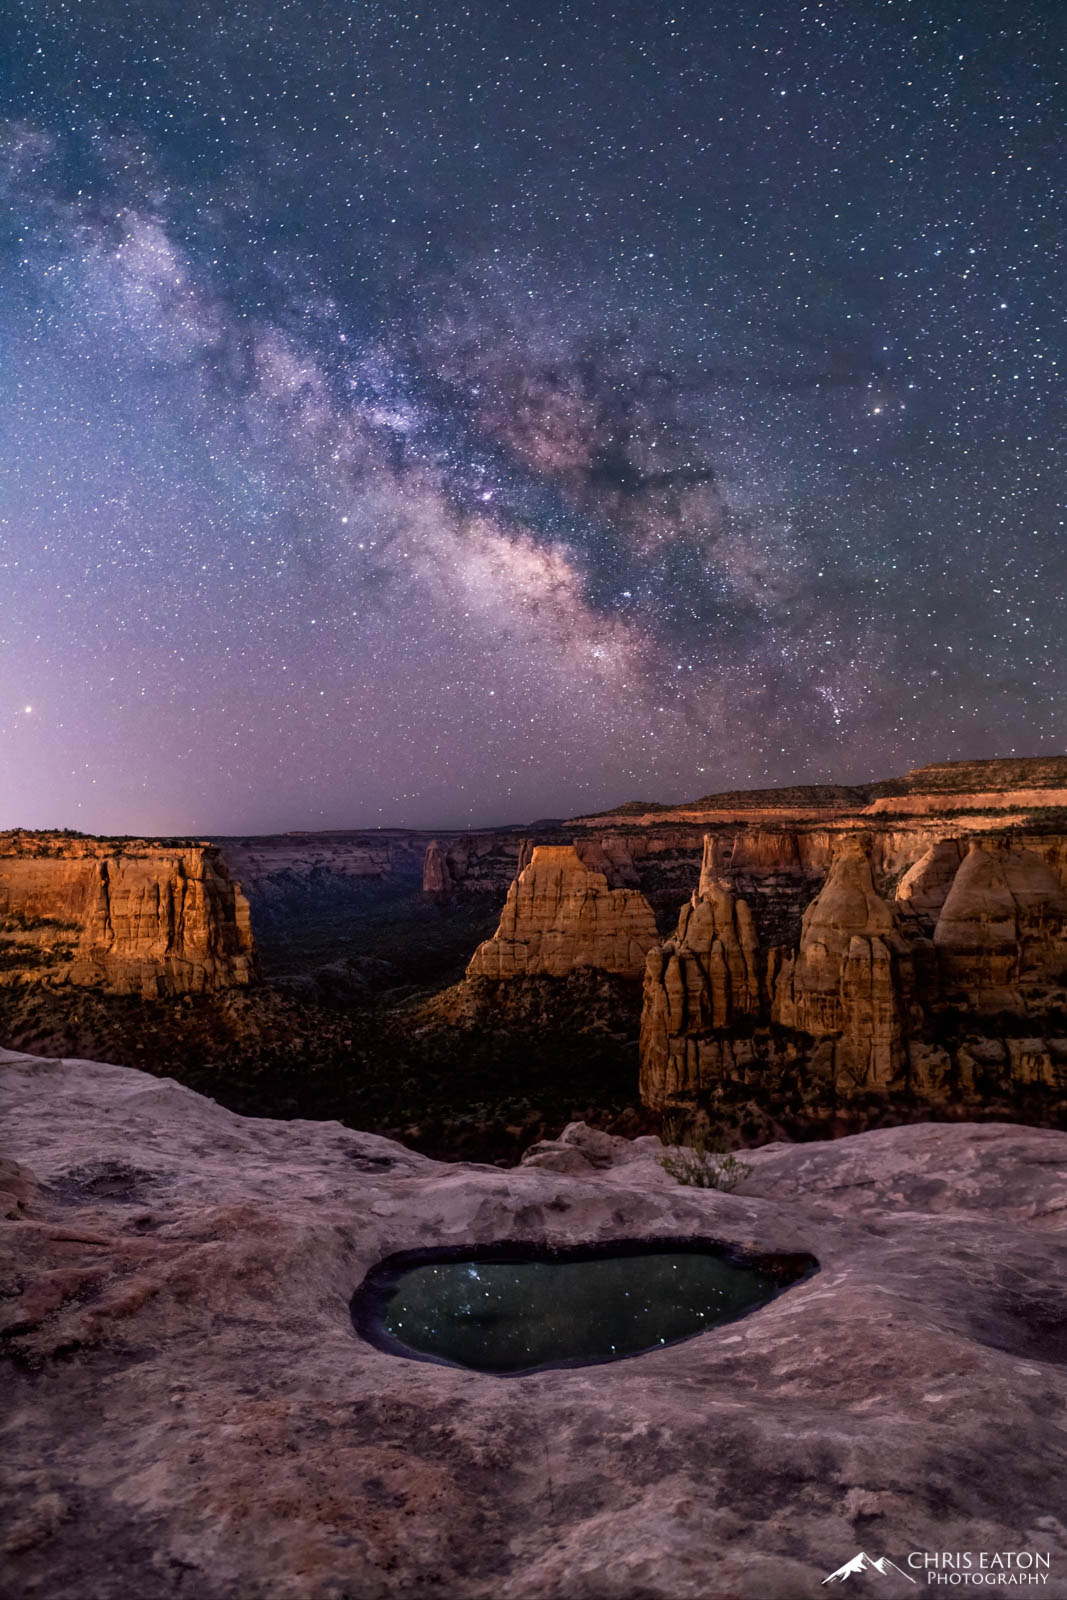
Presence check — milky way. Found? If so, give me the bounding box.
[1,0,1063,832]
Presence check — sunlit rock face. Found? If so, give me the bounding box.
[467,845,659,980]
[933,839,1067,1008]
[0,832,256,997]
[863,754,1067,815]
[771,837,917,1092]
[639,829,1067,1117]
[4,1049,1067,1600]
[640,837,919,1109]
[895,837,968,926]
[575,755,1067,826]
[639,859,765,1111]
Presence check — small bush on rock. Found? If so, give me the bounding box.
[658,1133,753,1192]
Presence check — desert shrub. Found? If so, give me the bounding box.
[658,1128,753,1191]
[0,943,67,970]
[0,910,78,933]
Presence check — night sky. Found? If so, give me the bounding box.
[2,1,1063,833]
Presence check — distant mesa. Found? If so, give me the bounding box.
[571,755,1067,826]
[593,799,677,816]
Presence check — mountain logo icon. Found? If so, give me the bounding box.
[822,1552,917,1584]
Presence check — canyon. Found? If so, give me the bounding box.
[4,764,1067,1596]
[1,755,1065,1156]
[429,757,1067,1136]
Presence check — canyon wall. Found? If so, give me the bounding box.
[422,833,531,894]
[640,831,1067,1117]
[221,833,407,896]
[419,780,1067,931]
[423,828,705,932]
[432,758,1067,1125]
[220,828,537,906]
[0,833,256,997]
[5,754,1065,1139]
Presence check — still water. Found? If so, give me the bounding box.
[353,1242,813,1375]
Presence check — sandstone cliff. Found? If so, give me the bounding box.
[866,754,1067,815]
[0,833,256,997]
[933,838,1067,1007]
[220,827,531,908]
[422,839,454,893]
[639,867,765,1112]
[639,826,1067,1119]
[467,845,658,979]
[895,837,967,924]
[771,837,917,1092]
[420,833,533,895]
[431,777,1067,1127]
[640,837,919,1109]
[221,831,401,896]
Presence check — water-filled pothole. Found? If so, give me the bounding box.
[351,1239,817,1375]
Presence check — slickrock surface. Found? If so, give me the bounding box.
[0,834,255,998]
[467,845,659,979]
[3,1050,1067,1599]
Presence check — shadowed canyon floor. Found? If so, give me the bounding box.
[3,1050,1067,1599]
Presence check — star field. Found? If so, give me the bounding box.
[1,0,1063,832]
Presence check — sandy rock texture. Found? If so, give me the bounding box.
[467,845,659,979]
[0,834,255,998]
[640,831,1067,1115]
[3,1048,1067,1600]
[420,835,535,895]
[934,839,1067,1008]
[771,836,915,1089]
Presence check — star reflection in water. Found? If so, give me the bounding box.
[378,1248,797,1374]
